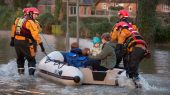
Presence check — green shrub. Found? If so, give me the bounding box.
[38,12,56,34]
[0,6,23,30]
[84,21,112,37]
[66,17,114,38]
[154,25,170,43]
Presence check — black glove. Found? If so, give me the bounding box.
[10,37,14,47]
[39,42,45,52]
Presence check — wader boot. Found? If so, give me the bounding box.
[29,68,35,76]
[27,57,36,76]
[133,76,142,88]
[18,68,24,75]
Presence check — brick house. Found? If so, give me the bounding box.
[66,0,137,17]
[37,0,170,17]
[156,0,170,13]
[37,0,55,14]
[156,0,170,25]
[68,0,95,16]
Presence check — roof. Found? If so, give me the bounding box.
[38,0,55,5]
[158,0,170,4]
[80,0,98,5]
[82,0,93,5]
[113,0,136,3]
[95,0,136,6]
[67,0,97,6]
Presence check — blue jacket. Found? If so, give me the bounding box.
[70,48,82,55]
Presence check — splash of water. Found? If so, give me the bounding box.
[117,72,169,91]
[117,71,136,89]
[0,59,18,77]
[0,59,32,81]
[140,76,168,91]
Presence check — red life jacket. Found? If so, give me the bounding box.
[15,17,34,40]
[119,21,147,48]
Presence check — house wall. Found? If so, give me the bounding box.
[37,5,46,14]
[95,2,136,16]
[156,4,170,13]
[118,3,137,17]
[96,2,109,10]
[37,0,55,14]
[79,6,84,15]
[38,5,55,14]
[79,6,92,16]
[51,5,55,14]
[68,5,92,16]
[38,0,169,17]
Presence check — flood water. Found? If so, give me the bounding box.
[0,31,170,95]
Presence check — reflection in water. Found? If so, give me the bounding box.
[0,36,16,64]
[153,49,170,76]
[0,31,170,95]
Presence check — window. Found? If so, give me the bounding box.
[129,7,132,12]
[70,6,76,15]
[102,3,107,9]
[84,7,88,15]
[162,1,170,12]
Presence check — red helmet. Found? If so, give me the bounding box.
[115,21,128,29]
[28,7,40,14]
[23,8,30,14]
[118,10,129,18]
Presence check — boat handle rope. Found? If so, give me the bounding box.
[38,32,66,68]
[40,33,67,69]
[43,51,67,69]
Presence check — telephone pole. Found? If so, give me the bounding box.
[66,0,70,51]
[76,0,79,44]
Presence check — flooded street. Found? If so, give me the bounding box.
[0,31,170,95]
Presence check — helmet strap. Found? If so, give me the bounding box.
[29,12,33,19]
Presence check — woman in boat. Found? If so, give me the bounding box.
[87,33,116,71]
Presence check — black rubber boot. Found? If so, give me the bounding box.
[29,68,35,76]
[132,75,142,88]
[18,69,24,75]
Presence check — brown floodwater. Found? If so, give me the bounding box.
[0,31,170,95]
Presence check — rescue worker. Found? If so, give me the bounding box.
[29,7,42,33]
[110,10,150,83]
[110,10,139,69]
[10,7,45,76]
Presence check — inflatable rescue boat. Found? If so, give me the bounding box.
[38,51,126,86]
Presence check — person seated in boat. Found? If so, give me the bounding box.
[70,42,82,55]
[82,48,90,56]
[86,33,116,71]
[90,37,102,56]
[65,42,89,68]
[83,37,102,70]
[61,42,82,62]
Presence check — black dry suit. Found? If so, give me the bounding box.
[115,18,150,80]
[13,16,38,75]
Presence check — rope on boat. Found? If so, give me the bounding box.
[43,51,67,69]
